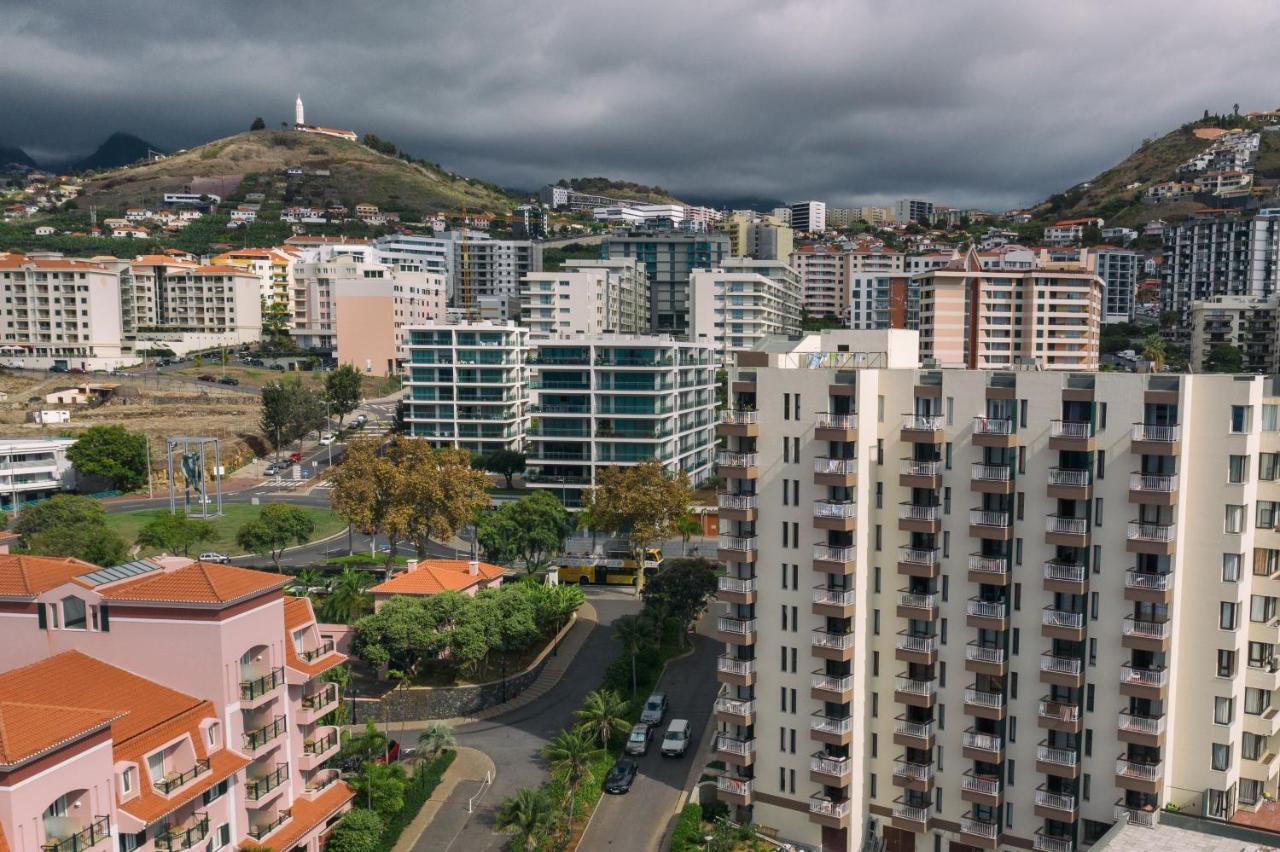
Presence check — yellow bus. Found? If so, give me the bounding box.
[553,548,664,586]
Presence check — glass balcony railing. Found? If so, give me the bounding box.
[154,758,211,794]
[248,809,291,841]
[154,813,209,852]
[41,816,111,852]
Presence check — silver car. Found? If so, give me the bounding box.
[624,723,652,756]
[639,692,667,726]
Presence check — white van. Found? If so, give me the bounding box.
[660,719,691,757]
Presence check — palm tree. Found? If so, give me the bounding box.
[674,512,701,556]
[495,787,552,852]
[417,722,456,758]
[542,727,602,818]
[292,567,327,594]
[321,567,374,624]
[613,614,653,696]
[574,689,629,748]
[1140,333,1167,371]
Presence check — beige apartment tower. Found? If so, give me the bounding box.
[715,330,1280,851]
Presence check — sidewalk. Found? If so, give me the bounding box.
[391,746,497,852]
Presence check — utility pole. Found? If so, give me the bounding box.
[145,437,153,498]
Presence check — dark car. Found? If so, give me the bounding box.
[218,376,240,385]
[48,364,67,373]
[66,367,86,374]
[603,758,638,794]
[197,374,216,382]
[269,363,286,371]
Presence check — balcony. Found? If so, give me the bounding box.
[297,638,336,663]
[154,813,210,852]
[248,809,291,841]
[965,599,1007,624]
[717,575,756,604]
[715,735,756,765]
[811,672,854,702]
[1120,664,1169,698]
[968,554,1009,584]
[811,752,853,781]
[1132,423,1181,454]
[1033,834,1075,852]
[813,543,856,574]
[716,656,756,685]
[718,535,757,562]
[812,629,855,660]
[1049,420,1094,450]
[716,775,752,805]
[1125,570,1173,603]
[300,727,339,770]
[892,758,935,790]
[891,800,932,829]
[1118,711,1167,745]
[1045,515,1088,544]
[1116,757,1163,792]
[298,682,339,724]
[897,590,938,618]
[971,463,1013,493]
[154,758,211,794]
[714,697,755,722]
[1115,802,1158,828]
[1036,744,1080,776]
[973,416,1015,447]
[814,499,856,531]
[1040,653,1084,686]
[717,492,758,518]
[814,456,856,484]
[969,509,1011,539]
[894,675,938,704]
[899,503,941,533]
[898,546,940,578]
[1039,699,1082,733]
[1047,467,1091,498]
[243,716,287,752]
[809,795,852,828]
[240,667,285,705]
[718,409,759,437]
[245,761,290,802]
[963,730,1003,759]
[901,413,945,435]
[1122,616,1171,650]
[895,633,938,664]
[1034,789,1078,817]
[1130,472,1178,505]
[901,459,943,487]
[960,815,1001,846]
[1042,607,1086,639]
[965,644,1006,675]
[1127,521,1176,555]
[303,768,341,799]
[716,617,756,645]
[815,412,858,441]
[964,687,1005,718]
[40,816,110,852]
[894,718,935,747]
[812,586,855,617]
[811,712,853,744]
[716,451,759,477]
[961,771,1002,800]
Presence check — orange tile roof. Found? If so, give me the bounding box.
[99,561,286,606]
[284,594,315,631]
[242,779,355,850]
[370,560,505,597]
[0,701,121,766]
[283,596,347,677]
[0,256,108,272]
[0,554,99,598]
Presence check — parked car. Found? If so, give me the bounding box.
[288,451,303,464]
[374,740,401,764]
[48,364,67,373]
[660,719,691,757]
[603,758,638,794]
[263,463,279,476]
[197,374,216,382]
[66,367,85,374]
[319,431,335,446]
[217,376,240,386]
[269,364,286,371]
[624,724,653,756]
[198,552,230,564]
[639,692,667,726]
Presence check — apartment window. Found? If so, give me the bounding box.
[871,732,878,758]
[783,393,791,420]
[1242,779,1265,806]
[1247,687,1272,716]
[1221,602,1240,630]
[1211,743,1232,772]
[869,773,877,798]
[780,646,788,671]
[1231,405,1252,433]
[781,606,788,631]
[1262,453,1279,481]
[1097,450,1105,479]
[120,766,135,796]
[1094,498,1103,526]
[1214,696,1235,725]
[1244,733,1266,761]
[1249,641,1274,669]
[782,522,789,547]
[1099,402,1107,430]
[873,609,880,635]
[1254,595,1280,625]
[1229,455,1249,484]
[875,482,883,509]
[791,647,797,672]
[1260,502,1278,530]
[878,395,885,422]
[873,651,880,676]
[791,480,799,505]
[783,437,790,463]
[1092,545,1101,575]
[1224,553,1243,582]
[1218,650,1237,677]
[1258,550,1280,577]
[779,767,786,792]
[791,522,798,548]
[1226,504,1246,534]
[875,524,882,551]
[876,439,884,465]
[874,566,881,593]
[1264,404,1280,431]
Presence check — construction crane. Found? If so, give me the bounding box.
[457,207,472,318]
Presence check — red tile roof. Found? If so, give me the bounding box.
[99,561,286,606]
[242,779,355,850]
[370,560,505,597]
[283,596,347,677]
[0,554,99,598]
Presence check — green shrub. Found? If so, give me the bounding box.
[377,750,456,848]
[670,802,703,851]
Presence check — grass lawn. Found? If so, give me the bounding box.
[106,504,346,557]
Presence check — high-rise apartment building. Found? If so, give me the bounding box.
[915,248,1102,370]
[722,214,795,261]
[895,199,935,225]
[715,329,1280,851]
[793,245,849,320]
[601,230,731,334]
[450,233,542,320]
[519,259,649,337]
[848,251,909,331]
[1092,248,1142,325]
[791,202,827,234]
[1190,295,1279,374]
[1161,209,1280,328]
[402,322,529,454]
[525,335,717,508]
[688,258,804,360]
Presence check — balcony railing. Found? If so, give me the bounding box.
[971,463,1012,482]
[902,459,942,477]
[1037,745,1078,766]
[966,598,1007,620]
[1050,420,1093,439]
[815,457,857,475]
[893,759,934,781]
[813,586,855,607]
[1127,521,1175,542]
[717,656,756,677]
[974,417,1013,435]
[154,758,211,794]
[154,813,210,852]
[970,509,1010,528]
[812,672,854,693]
[717,617,756,636]
[1041,654,1083,676]
[1046,516,1088,536]
[814,543,856,563]
[1131,472,1177,492]
[961,773,1001,796]
[964,688,1005,709]
[1118,712,1166,735]
[895,718,935,739]
[900,546,939,566]
[302,683,338,712]
[1120,664,1168,688]
[894,676,937,697]
[719,410,758,425]
[902,414,944,431]
[892,802,932,823]
[1122,617,1171,640]
[303,728,338,756]
[811,713,852,735]
[718,535,757,553]
[717,451,758,468]
[718,576,756,595]
[812,753,853,777]
[1033,834,1074,852]
[963,730,1003,753]
[716,735,756,756]
[1125,571,1172,592]
[244,716,287,751]
[715,697,755,717]
[1042,608,1085,629]
[717,492,758,512]
[812,629,855,651]
[1048,468,1090,487]
[961,816,1000,839]
[1044,560,1087,583]
[966,644,1005,665]
[717,776,752,797]
[41,815,111,852]
[809,795,852,819]
[968,554,1008,576]
[1039,700,1080,723]
[249,809,291,840]
[814,500,857,519]
[298,638,336,662]
[1116,758,1163,781]
[895,634,938,654]
[240,667,285,701]
[817,412,858,430]
[1132,423,1180,442]
[246,762,290,801]
[898,591,938,611]
[1115,803,1158,828]
[900,504,941,521]
[1035,790,1077,812]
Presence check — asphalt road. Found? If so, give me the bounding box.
[577,618,719,852]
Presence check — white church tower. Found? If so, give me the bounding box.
[295,94,305,127]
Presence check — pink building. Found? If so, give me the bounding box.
[370,559,505,611]
[0,555,353,851]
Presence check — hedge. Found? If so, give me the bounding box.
[670,802,703,852]
[378,749,456,849]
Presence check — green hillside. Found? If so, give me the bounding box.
[81,129,520,217]
[558,176,684,205]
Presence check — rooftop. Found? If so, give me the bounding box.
[371,559,505,596]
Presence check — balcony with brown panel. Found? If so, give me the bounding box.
[1040,652,1085,688]
[965,642,1008,677]
[896,589,939,622]
[716,775,753,806]
[811,751,854,786]
[812,585,855,619]
[1033,787,1079,821]
[810,712,853,746]
[1122,616,1171,652]
[971,462,1014,495]
[893,673,938,708]
[895,632,938,665]
[1043,559,1088,594]
[1131,423,1181,455]
[808,794,852,829]
[1126,520,1176,556]
[716,655,756,688]
[811,670,854,703]
[966,598,1009,631]
[1036,743,1081,779]
[717,491,758,522]
[960,771,1003,808]
[1125,570,1173,605]
[715,733,756,767]
[890,797,933,833]
[716,616,756,647]
[963,683,1007,720]
[1115,756,1163,794]
[812,627,855,662]
[893,716,935,750]
[813,499,856,531]
[898,545,940,578]
[1045,515,1089,547]
[1117,710,1167,748]
[1049,419,1095,452]
[814,456,857,487]
[958,814,1002,850]
[891,755,935,792]
[900,459,942,489]
[716,575,756,605]
[1042,607,1087,642]
[973,416,1016,448]
[813,543,856,576]
[717,409,759,438]
[900,413,945,443]
[815,411,858,442]
[1119,663,1168,700]
[716,450,759,479]
[899,502,941,534]
[718,534,757,564]
[968,553,1010,585]
[1038,697,1083,734]
[969,508,1012,541]
[1129,471,1178,506]
[1047,467,1092,500]
[714,696,755,725]
[962,729,1004,762]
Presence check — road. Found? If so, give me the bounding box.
[577,617,719,852]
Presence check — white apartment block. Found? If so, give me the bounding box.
[402,322,528,454]
[1093,248,1142,325]
[895,199,935,225]
[715,330,1280,852]
[526,335,717,508]
[0,437,76,510]
[1190,295,1279,374]
[519,259,649,337]
[0,256,128,369]
[793,246,849,320]
[1044,219,1104,246]
[127,259,262,347]
[915,248,1102,371]
[792,202,827,234]
[1161,209,1280,329]
[689,258,803,361]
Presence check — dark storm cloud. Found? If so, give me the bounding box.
[3,0,1279,209]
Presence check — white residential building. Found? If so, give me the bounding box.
[1093,247,1143,324]
[519,259,649,337]
[792,245,849,320]
[791,201,827,233]
[895,198,935,224]
[689,258,803,360]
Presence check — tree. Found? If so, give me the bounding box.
[235,503,315,570]
[613,614,655,696]
[323,809,383,852]
[1204,344,1244,373]
[542,727,603,817]
[417,722,457,758]
[291,567,327,593]
[135,509,216,556]
[480,449,526,488]
[324,364,363,426]
[574,689,630,748]
[642,557,718,645]
[1140,333,1168,371]
[674,512,702,556]
[260,378,327,454]
[250,116,266,131]
[328,438,401,563]
[321,567,374,623]
[475,491,574,573]
[580,460,692,590]
[495,787,552,852]
[16,495,129,565]
[349,761,406,820]
[66,425,148,491]
[387,441,490,560]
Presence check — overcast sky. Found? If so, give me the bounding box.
[3,0,1278,210]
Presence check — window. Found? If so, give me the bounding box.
[1221,602,1240,630]
[1226,504,1246,534]
[1244,733,1266,761]
[1214,696,1235,725]
[1218,650,1237,677]
[60,596,86,630]
[1231,405,1252,433]
[1260,502,1278,530]
[120,766,135,796]
[1224,553,1243,582]
[1262,453,1279,481]
[1211,743,1232,772]
[1229,455,1249,483]
[147,751,165,782]
[1242,778,1265,806]
[1246,687,1271,716]
[1251,595,1278,624]
[1264,404,1280,432]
